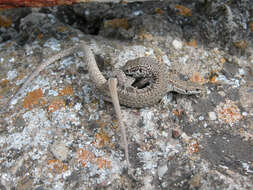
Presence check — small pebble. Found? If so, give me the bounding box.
[218,91,226,97]
[172,39,183,50]
[158,164,168,178]
[172,129,181,139]
[50,142,69,161]
[199,116,204,121]
[242,112,247,116]
[209,112,217,121]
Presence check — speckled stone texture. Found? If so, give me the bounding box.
[0,1,253,189]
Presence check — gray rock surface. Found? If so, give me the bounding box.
[0,1,253,189]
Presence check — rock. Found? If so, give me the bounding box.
[172,129,181,139]
[172,39,183,50]
[189,174,201,188]
[158,164,168,178]
[50,142,69,161]
[208,112,217,121]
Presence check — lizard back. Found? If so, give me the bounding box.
[99,57,169,108]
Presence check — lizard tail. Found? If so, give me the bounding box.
[80,41,107,88]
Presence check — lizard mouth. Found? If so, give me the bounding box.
[131,77,153,89]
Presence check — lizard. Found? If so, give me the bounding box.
[0,41,205,112]
[81,42,204,108]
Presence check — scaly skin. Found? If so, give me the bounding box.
[98,57,170,108]
[81,42,205,108]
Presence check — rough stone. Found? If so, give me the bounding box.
[50,142,69,161]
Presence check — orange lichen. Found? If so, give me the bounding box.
[0,15,12,28]
[210,75,217,83]
[77,148,111,169]
[23,88,43,109]
[0,79,9,88]
[191,72,204,83]
[47,159,68,174]
[95,157,111,169]
[59,85,73,96]
[36,33,44,41]
[93,121,111,148]
[104,18,129,30]
[173,109,184,116]
[216,99,242,126]
[234,40,248,49]
[188,140,200,155]
[94,130,110,148]
[154,8,163,15]
[175,5,192,17]
[77,149,96,167]
[48,97,66,112]
[185,39,197,48]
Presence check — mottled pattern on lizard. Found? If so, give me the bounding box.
[99,57,170,108]
[81,42,205,108]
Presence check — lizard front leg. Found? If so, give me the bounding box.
[112,69,136,89]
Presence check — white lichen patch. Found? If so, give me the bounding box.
[59,56,75,69]
[0,109,51,153]
[172,39,183,50]
[43,38,61,51]
[216,74,240,88]
[138,150,158,171]
[162,54,171,67]
[7,69,18,80]
[157,141,180,158]
[51,108,80,129]
[32,76,50,92]
[9,57,15,63]
[114,45,155,68]
[74,102,82,111]
[140,109,157,138]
